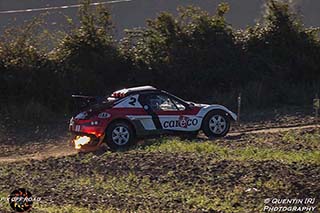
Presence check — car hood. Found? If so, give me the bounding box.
[186,101,209,108]
[194,103,210,107]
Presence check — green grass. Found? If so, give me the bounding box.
[31,205,121,213]
[282,130,320,144]
[141,138,320,164]
[0,191,11,212]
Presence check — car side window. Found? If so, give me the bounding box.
[146,94,179,111]
[172,99,186,110]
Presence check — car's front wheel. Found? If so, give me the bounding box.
[105,121,135,150]
[202,110,230,138]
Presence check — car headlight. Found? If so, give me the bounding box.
[75,112,88,119]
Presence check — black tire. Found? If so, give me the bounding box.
[105,121,136,150]
[202,110,230,138]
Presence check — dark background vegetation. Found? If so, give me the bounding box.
[0,0,319,117]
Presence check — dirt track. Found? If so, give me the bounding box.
[0,142,77,163]
[232,124,318,134]
[0,124,318,163]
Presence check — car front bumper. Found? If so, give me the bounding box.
[69,117,105,137]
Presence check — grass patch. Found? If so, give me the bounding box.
[54,173,256,213]
[282,130,320,144]
[32,205,121,213]
[0,191,11,212]
[141,138,320,164]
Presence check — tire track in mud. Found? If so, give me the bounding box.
[0,124,318,163]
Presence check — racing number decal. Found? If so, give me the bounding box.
[129,97,137,106]
[113,94,142,108]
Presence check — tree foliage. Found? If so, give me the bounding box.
[120,4,243,100]
[1,0,319,112]
[51,0,128,96]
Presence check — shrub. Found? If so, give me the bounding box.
[51,0,129,97]
[120,4,244,102]
[1,0,320,114]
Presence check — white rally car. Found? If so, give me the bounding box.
[69,86,237,150]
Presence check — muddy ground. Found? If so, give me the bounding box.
[0,106,319,212]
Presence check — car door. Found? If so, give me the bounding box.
[140,93,202,132]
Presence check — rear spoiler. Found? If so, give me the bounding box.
[72,95,97,100]
[72,95,101,110]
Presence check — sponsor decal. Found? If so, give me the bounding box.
[163,116,198,129]
[98,112,110,119]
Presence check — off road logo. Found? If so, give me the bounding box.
[8,188,33,212]
[163,116,198,128]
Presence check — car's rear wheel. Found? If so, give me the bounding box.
[202,110,230,138]
[105,121,136,150]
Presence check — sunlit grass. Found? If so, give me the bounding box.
[282,130,320,144]
[140,138,320,164]
[32,205,122,213]
[0,191,11,212]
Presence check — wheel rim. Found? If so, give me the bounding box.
[209,115,227,134]
[112,126,130,146]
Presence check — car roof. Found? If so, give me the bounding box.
[111,86,158,97]
[110,86,189,105]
